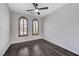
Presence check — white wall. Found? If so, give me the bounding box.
[43,4,79,55]
[0,4,10,55]
[10,11,43,44]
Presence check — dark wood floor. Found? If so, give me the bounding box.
[4,39,78,56]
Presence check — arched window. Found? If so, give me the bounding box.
[19,16,28,37]
[32,19,39,35]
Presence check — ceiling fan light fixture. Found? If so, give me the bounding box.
[35,9,39,12]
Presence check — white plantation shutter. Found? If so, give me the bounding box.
[32,19,39,35]
[19,17,28,37]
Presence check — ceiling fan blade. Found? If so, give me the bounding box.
[38,7,48,10]
[27,9,35,11]
[36,3,38,6]
[32,3,38,9]
[37,12,40,15]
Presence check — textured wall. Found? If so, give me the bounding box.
[43,4,79,54]
[0,4,10,55]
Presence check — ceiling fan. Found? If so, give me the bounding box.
[26,3,48,15]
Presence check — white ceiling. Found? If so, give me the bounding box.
[7,3,67,18]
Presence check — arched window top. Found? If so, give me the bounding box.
[19,16,28,20]
[32,18,38,21]
[32,18,39,35]
[19,16,28,37]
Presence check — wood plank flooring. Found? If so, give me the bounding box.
[4,39,78,56]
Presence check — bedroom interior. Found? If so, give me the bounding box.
[0,3,79,56]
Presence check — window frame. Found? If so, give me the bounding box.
[18,16,28,37]
[32,18,39,35]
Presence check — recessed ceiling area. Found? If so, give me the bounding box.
[7,3,67,18]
